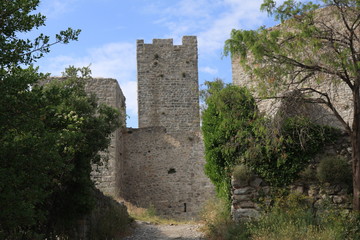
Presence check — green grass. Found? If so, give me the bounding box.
[201,194,360,240]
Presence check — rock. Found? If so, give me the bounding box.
[332,195,344,204]
[232,179,248,188]
[232,209,260,221]
[250,178,263,188]
[239,201,255,208]
[234,194,252,201]
[234,187,254,195]
[308,185,319,197]
[294,185,304,194]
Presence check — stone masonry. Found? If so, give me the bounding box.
[137,36,200,133]
[86,78,126,197]
[87,36,214,220]
[231,7,354,130]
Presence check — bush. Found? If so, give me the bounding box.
[89,202,131,240]
[201,80,257,200]
[201,193,360,240]
[317,155,352,185]
[247,193,360,240]
[200,198,250,240]
[233,164,253,184]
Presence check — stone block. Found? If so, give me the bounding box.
[250,177,262,188]
[234,187,254,195]
[232,208,260,221]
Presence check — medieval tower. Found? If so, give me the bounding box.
[90,36,214,220]
[137,36,200,133]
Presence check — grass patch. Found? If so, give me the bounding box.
[201,194,360,240]
[200,198,250,240]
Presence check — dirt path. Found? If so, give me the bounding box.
[123,220,206,240]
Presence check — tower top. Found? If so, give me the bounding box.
[136,36,200,133]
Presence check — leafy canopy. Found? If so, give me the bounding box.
[0,0,121,238]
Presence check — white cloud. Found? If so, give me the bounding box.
[40,42,138,123]
[40,0,78,18]
[149,0,269,56]
[200,66,218,75]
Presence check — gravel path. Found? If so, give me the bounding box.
[123,220,206,240]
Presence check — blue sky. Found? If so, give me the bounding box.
[33,0,280,128]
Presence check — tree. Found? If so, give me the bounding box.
[225,0,360,210]
[0,0,80,68]
[0,66,121,238]
[0,1,121,238]
[201,80,258,199]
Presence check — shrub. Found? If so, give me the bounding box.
[247,193,360,240]
[200,198,250,240]
[201,80,257,200]
[317,155,352,185]
[233,164,253,184]
[245,117,338,187]
[90,205,130,240]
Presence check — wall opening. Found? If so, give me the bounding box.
[184,203,187,212]
[168,168,176,174]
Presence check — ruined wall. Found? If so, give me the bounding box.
[232,56,352,130]
[137,36,200,133]
[119,127,214,219]
[231,7,354,129]
[86,78,126,197]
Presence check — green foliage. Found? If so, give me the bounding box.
[201,80,258,199]
[0,0,80,67]
[232,164,253,184]
[201,79,336,198]
[205,193,360,240]
[201,198,250,240]
[0,1,121,238]
[243,193,360,240]
[246,116,338,187]
[317,155,352,185]
[0,67,121,238]
[224,0,358,132]
[89,191,131,240]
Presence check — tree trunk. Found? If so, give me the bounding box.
[352,131,360,211]
[352,84,360,211]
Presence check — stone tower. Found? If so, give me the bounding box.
[137,36,200,133]
[116,36,214,219]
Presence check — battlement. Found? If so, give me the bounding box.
[137,36,196,48]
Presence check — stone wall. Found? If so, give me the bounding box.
[231,7,354,130]
[119,127,214,219]
[82,37,215,220]
[231,135,352,222]
[86,78,126,197]
[137,36,200,133]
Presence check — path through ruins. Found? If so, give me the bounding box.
[123,220,205,240]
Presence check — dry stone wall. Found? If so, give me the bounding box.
[231,135,352,222]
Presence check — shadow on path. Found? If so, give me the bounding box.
[123,220,206,240]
